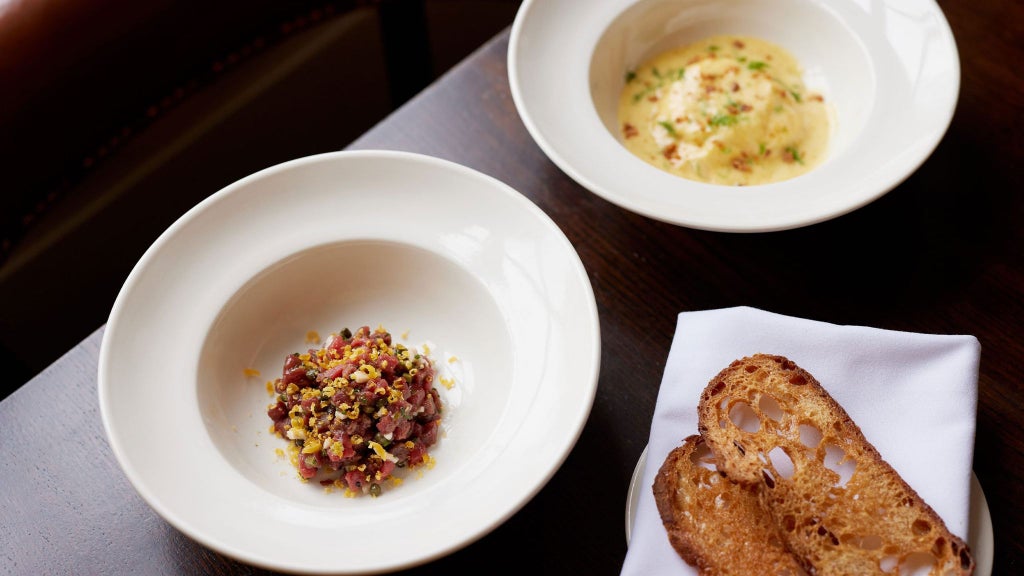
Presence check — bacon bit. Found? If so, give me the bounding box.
[623,123,639,138]
[810,94,825,102]
[782,148,796,163]
[663,143,680,160]
[647,95,659,102]
[687,55,703,65]
[733,40,745,49]
[705,84,717,94]
[740,103,752,112]
[731,152,753,172]
[763,148,772,157]
[726,104,739,115]
[732,158,752,172]
[713,141,727,151]
[731,82,740,92]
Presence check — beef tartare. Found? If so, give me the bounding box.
[266,325,443,497]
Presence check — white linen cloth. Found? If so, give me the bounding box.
[621,306,980,575]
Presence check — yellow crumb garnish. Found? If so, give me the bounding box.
[389,477,404,487]
[447,356,458,364]
[265,381,275,395]
[243,368,260,377]
[440,376,455,390]
[305,330,320,343]
[274,448,285,458]
[401,329,410,340]
[368,440,389,460]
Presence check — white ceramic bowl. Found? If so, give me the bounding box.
[508,0,960,232]
[98,150,601,574]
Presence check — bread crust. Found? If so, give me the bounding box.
[653,435,806,575]
[696,354,974,576]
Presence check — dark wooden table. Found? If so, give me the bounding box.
[2,4,1021,573]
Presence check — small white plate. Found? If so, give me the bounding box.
[508,0,960,232]
[625,446,993,575]
[98,150,601,574]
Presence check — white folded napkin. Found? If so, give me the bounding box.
[621,306,980,576]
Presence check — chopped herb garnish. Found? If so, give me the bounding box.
[785,146,805,164]
[652,67,662,79]
[710,114,738,127]
[625,70,637,83]
[708,45,720,52]
[758,142,767,155]
[789,90,802,102]
[675,67,686,80]
[657,120,679,137]
[747,61,767,71]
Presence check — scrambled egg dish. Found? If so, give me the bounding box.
[618,35,832,186]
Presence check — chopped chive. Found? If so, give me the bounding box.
[708,45,720,52]
[652,67,662,79]
[625,70,637,83]
[789,90,802,102]
[657,120,679,137]
[758,142,767,155]
[709,114,738,127]
[747,61,767,71]
[785,146,805,164]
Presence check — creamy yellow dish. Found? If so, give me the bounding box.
[618,35,831,186]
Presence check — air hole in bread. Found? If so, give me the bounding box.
[762,469,775,488]
[744,364,758,373]
[911,519,931,536]
[709,380,725,396]
[728,401,761,432]
[900,551,937,576]
[879,555,899,573]
[788,373,807,385]
[733,440,746,455]
[822,443,856,487]
[959,546,972,569]
[758,394,785,421]
[932,537,947,556]
[782,514,796,532]
[768,446,795,480]
[799,423,823,449]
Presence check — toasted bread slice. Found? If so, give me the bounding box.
[696,354,974,576]
[653,434,807,575]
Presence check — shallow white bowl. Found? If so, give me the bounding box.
[508,0,960,231]
[98,150,600,574]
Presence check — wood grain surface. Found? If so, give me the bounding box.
[2,3,1022,573]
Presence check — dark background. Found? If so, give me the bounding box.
[0,0,523,397]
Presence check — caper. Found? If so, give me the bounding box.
[369,484,382,497]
